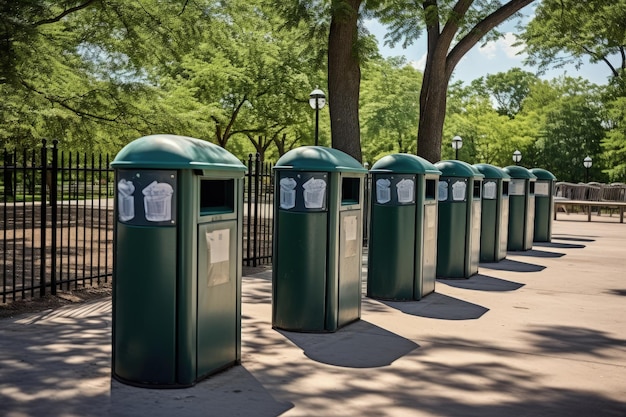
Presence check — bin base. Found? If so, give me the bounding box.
[272,318,360,334]
[112,361,239,389]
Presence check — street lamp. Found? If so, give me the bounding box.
[512,150,522,165]
[451,136,463,160]
[309,87,326,146]
[583,156,592,183]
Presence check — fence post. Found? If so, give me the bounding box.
[50,140,59,294]
[246,154,253,266]
[40,139,47,297]
[253,153,261,267]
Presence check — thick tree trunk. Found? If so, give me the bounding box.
[417,66,450,163]
[328,0,363,162]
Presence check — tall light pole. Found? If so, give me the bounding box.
[309,87,326,146]
[583,156,592,183]
[452,136,463,160]
[513,150,522,166]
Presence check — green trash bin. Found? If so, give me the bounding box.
[434,160,484,278]
[530,168,557,242]
[503,166,537,251]
[367,154,441,300]
[111,134,247,387]
[272,146,367,332]
[474,164,511,263]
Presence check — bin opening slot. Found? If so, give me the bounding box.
[473,181,482,199]
[200,179,234,215]
[425,179,436,200]
[341,177,360,205]
[502,181,509,196]
[529,181,535,195]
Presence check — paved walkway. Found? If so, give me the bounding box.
[1,214,625,416]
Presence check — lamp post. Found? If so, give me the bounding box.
[451,136,463,160]
[309,87,326,146]
[512,150,522,166]
[583,156,592,183]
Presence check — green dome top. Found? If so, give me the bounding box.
[274,146,367,173]
[529,168,557,181]
[370,153,441,175]
[434,160,484,179]
[111,134,247,172]
[473,163,511,180]
[503,165,537,180]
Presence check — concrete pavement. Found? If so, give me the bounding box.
[1,214,625,416]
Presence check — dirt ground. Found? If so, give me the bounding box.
[0,265,270,320]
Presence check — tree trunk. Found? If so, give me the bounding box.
[328,0,363,162]
[417,65,450,163]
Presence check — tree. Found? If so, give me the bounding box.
[360,56,422,163]
[374,0,536,162]
[519,0,626,89]
[482,68,538,118]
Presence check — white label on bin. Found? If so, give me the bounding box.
[509,179,525,196]
[438,181,448,201]
[376,179,391,204]
[535,182,550,196]
[142,181,174,221]
[206,229,230,286]
[452,180,467,201]
[483,181,497,200]
[117,179,135,221]
[279,177,297,209]
[302,177,327,209]
[396,178,415,203]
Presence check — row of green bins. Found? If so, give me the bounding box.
[530,168,557,242]
[272,146,367,332]
[366,154,441,300]
[435,161,484,278]
[474,164,510,262]
[503,166,536,251]
[111,135,246,387]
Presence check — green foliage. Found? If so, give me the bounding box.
[520,0,626,86]
[360,57,421,164]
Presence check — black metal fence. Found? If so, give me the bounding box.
[1,141,275,304]
[1,139,114,304]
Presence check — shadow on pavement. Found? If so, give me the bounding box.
[509,249,565,258]
[278,320,419,368]
[379,293,489,320]
[533,241,586,249]
[483,258,546,272]
[439,274,525,292]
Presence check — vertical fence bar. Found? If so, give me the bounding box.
[245,154,253,266]
[29,149,36,298]
[97,153,102,285]
[253,153,261,267]
[50,140,58,295]
[21,149,27,300]
[82,152,87,286]
[1,150,7,303]
[104,154,110,283]
[39,139,47,297]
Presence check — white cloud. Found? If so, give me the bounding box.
[409,53,427,71]
[478,32,525,60]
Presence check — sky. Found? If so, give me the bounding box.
[364,8,613,86]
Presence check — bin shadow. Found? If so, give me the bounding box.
[533,241,586,249]
[379,293,489,320]
[552,234,596,242]
[278,320,419,368]
[508,249,565,258]
[483,258,546,272]
[439,274,524,292]
[606,289,626,297]
[110,366,293,417]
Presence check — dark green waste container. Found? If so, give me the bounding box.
[530,168,557,242]
[435,160,484,278]
[111,134,246,388]
[474,164,510,263]
[503,166,537,251]
[367,154,441,300]
[272,146,367,332]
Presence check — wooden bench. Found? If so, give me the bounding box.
[554,199,626,223]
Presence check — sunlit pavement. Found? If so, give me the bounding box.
[1,213,625,416]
